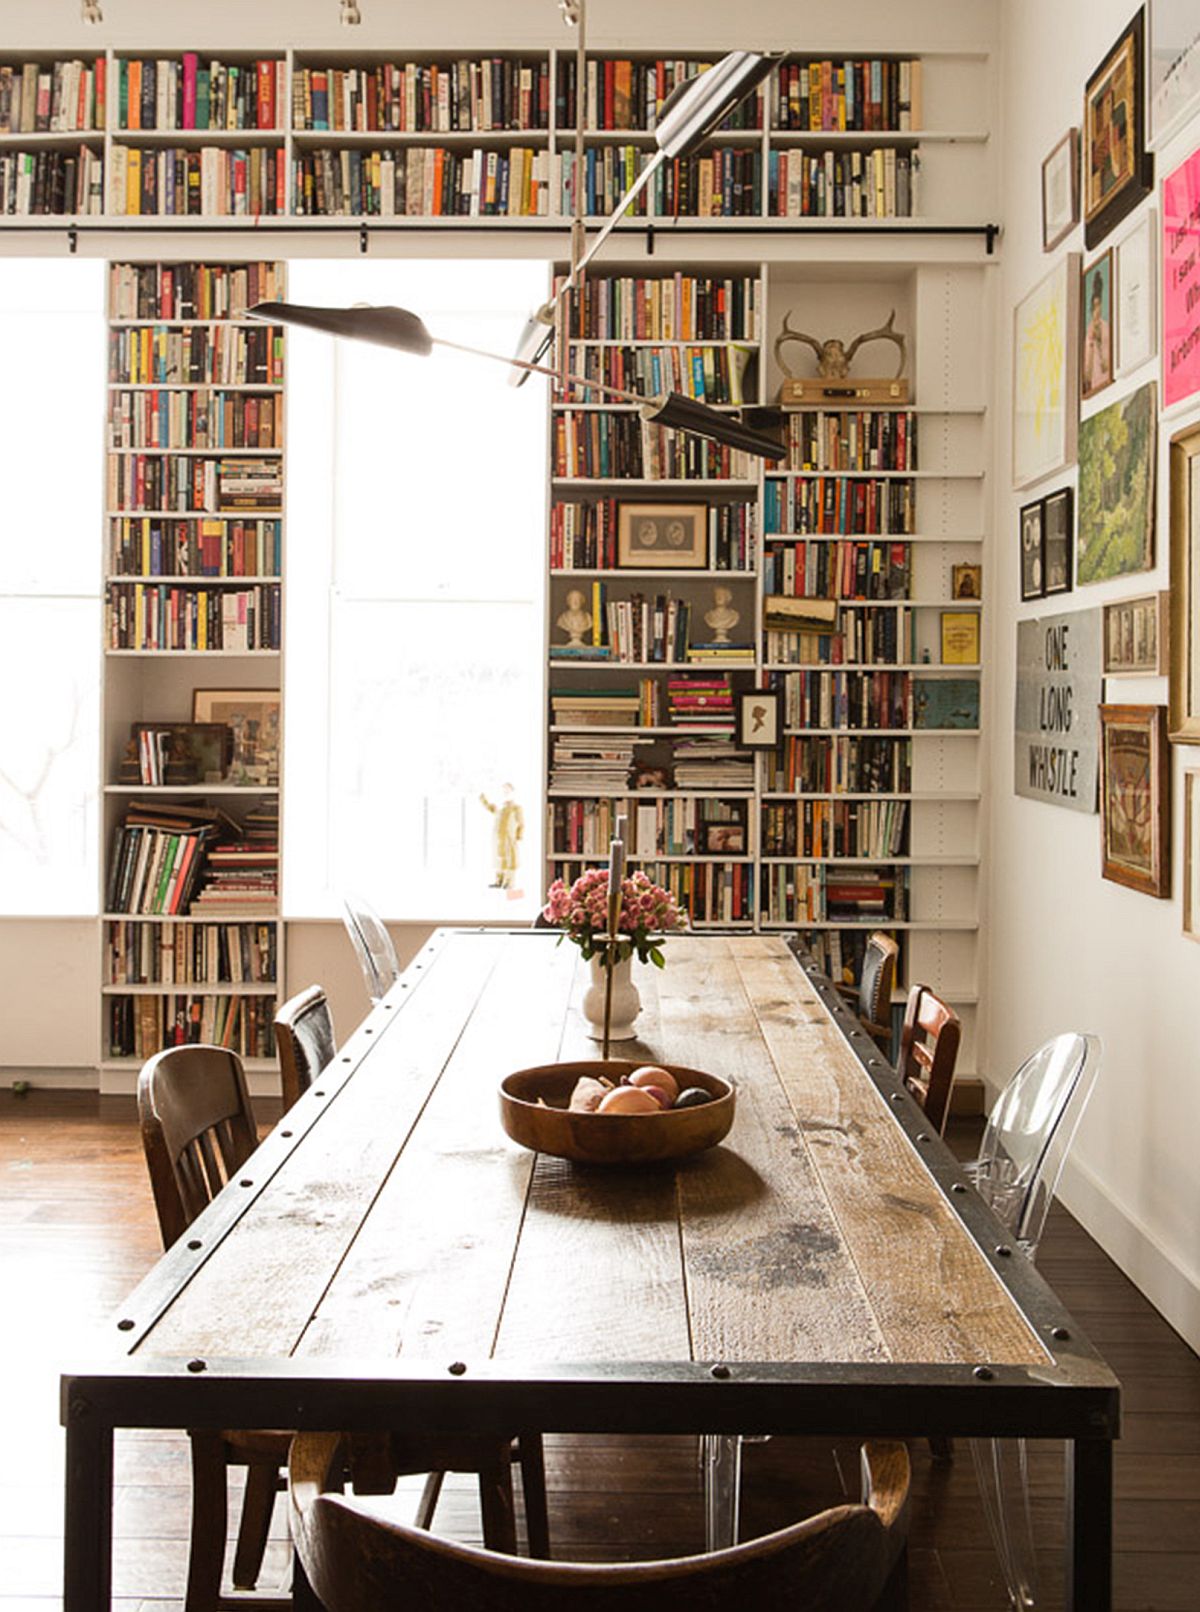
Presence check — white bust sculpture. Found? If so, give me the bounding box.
[557,587,592,648]
[704,585,740,644]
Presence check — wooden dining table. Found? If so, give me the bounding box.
[63,929,1119,1609]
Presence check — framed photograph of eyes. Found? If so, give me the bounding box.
[1020,498,1045,601]
[1042,487,1074,595]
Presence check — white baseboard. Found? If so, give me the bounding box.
[2,1067,98,1090]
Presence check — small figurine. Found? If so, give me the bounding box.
[557,587,592,648]
[480,784,524,890]
[704,585,740,645]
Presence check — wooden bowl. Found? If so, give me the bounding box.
[499,1060,735,1166]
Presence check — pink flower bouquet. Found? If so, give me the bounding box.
[542,867,686,967]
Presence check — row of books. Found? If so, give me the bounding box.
[292,59,551,133]
[556,858,755,924]
[555,57,762,134]
[110,516,282,580]
[105,917,278,986]
[109,324,284,386]
[559,145,763,219]
[774,669,918,732]
[107,993,276,1060]
[763,540,911,602]
[548,736,645,793]
[550,497,756,573]
[668,674,736,728]
[560,342,755,407]
[802,928,896,994]
[108,261,283,322]
[0,146,103,216]
[767,147,919,219]
[553,412,754,481]
[785,411,919,474]
[549,795,745,858]
[107,453,282,514]
[108,144,287,216]
[761,864,909,924]
[605,593,694,665]
[764,734,913,795]
[0,58,105,133]
[766,607,917,667]
[108,389,282,451]
[673,737,754,788]
[291,144,550,218]
[761,798,909,859]
[115,56,285,132]
[774,59,922,132]
[764,477,916,536]
[106,807,217,915]
[106,582,282,651]
[556,274,759,343]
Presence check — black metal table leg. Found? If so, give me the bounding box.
[1065,1436,1113,1611]
[63,1395,113,1611]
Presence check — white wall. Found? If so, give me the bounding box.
[988,0,1200,1351]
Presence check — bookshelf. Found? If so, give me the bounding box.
[99,260,286,1093]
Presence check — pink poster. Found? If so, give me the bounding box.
[1164,147,1200,409]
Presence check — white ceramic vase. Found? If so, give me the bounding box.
[582,953,641,1041]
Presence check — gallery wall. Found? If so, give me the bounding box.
[989,0,1200,1350]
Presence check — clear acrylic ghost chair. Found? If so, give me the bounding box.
[968,1032,1102,1610]
[341,893,400,1005]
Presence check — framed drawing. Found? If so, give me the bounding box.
[1042,128,1080,251]
[940,611,980,665]
[1185,771,1200,940]
[1020,498,1045,601]
[1042,487,1074,595]
[617,503,707,569]
[736,689,779,750]
[952,562,982,600]
[1116,210,1156,375]
[1150,0,1200,149]
[1013,255,1080,489]
[1081,250,1115,398]
[1103,592,1169,674]
[1083,8,1153,250]
[192,689,281,786]
[1099,703,1170,895]
[1163,148,1200,410]
[700,807,748,855]
[130,722,230,786]
[1169,421,1200,740]
[1077,380,1157,584]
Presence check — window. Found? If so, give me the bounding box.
[285,258,548,919]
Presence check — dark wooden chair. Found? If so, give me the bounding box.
[895,984,961,1136]
[291,1432,911,1612]
[275,984,336,1112]
[834,931,899,1050]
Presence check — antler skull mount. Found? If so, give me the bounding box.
[774,308,907,381]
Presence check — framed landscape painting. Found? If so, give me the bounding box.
[1077,381,1157,584]
[1083,7,1153,250]
[1099,703,1170,896]
[1013,256,1080,489]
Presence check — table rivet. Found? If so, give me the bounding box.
[364,1028,373,1035]
[187,1238,202,1250]
[314,1091,325,1098]
[342,1056,352,1062]
[711,1363,731,1380]
[69,1397,91,1420]
[951,1183,966,1194]
[187,1358,207,1374]
[994,1244,1012,1257]
[1051,1326,1070,1341]
[973,1365,994,1381]
[448,1361,467,1376]
[117,1318,135,1331]
[916,1132,930,1143]
[890,1092,902,1102]
[280,1130,293,1139]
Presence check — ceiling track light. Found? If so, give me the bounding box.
[340,0,362,23]
[81,0,103,22]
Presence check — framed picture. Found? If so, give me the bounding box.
[1099,703,1170,896]
[617,503,707,569]
[1116,210,1156,375]
[1020,499,1045,601]
[128,722,230,786]
[700,810,747,856]
[1163,148,1200,409]
[1169,421,1200,740]
[737,689,779,750]
[951,562,982,600]
[1043,487,1074,595]
[1077,380,1157,584]
[1184,770,1200,939]
[1081,250,1115,398]
[192,689,281,786]
[1103,591,1169,674]
[1013,255,1080,489]
[1083,8,1153,251]
[1150,0,1200,149]
[940,611,980,665]
[1042,128,1080,251]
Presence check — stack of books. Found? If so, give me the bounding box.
[218,456,283,511]
[548,736,640,792]
[666,674,735,728]
[191,824,278,912]
[672,737,753,789]
[550,686,642,728]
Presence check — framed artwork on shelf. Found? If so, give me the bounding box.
[737,690,780,750]
[1149,0,1200,149]
[129,722,230,787]
[617,503,708,569]
[1081,250,1115,398]
[1168,420,1200,739]
[1043,487,1074,596]
[940,611,980,665]
[1042,128,1080,251]
[952,562,982,600]
[1099,702,1170,896]
[1103,592,1169,674]
[1077,380,1157,584]
[1163,148,1200,409]
[1116,210,1156,375]
[700,810,748,855]
[192,690,281,786]
[1013,255,1080,489]
[1184,770,1200,940]
[1083,7,1153,251]
[1020,498,1045,601]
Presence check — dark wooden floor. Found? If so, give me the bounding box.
[2,1090,1197,1610]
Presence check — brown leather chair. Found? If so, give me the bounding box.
[275,983,336,1111]
[291,1432,910,1612]
[896,983,961,1136]
[834,931,899,1050]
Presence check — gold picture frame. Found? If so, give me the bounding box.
[940,611,980,666]
[1169,422,1200,741]
[192,689,281,786]
[1102,592,1169,675]
[1083,8,1153,250]
[1185,771,1200,941]
[1099,703,1170,897]
[616,503,708,569]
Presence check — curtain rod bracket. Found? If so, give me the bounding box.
[359,222,369,254]
[645,221,655,257]
[68,225,78,255]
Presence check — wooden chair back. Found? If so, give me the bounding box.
[857,931,899,1039]
[137,1044,258,1250]
[291,1433,909,1612]
[275,984,336,1112]
[897,983,961,1135]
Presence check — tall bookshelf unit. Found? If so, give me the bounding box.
[99,260,286,1094]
